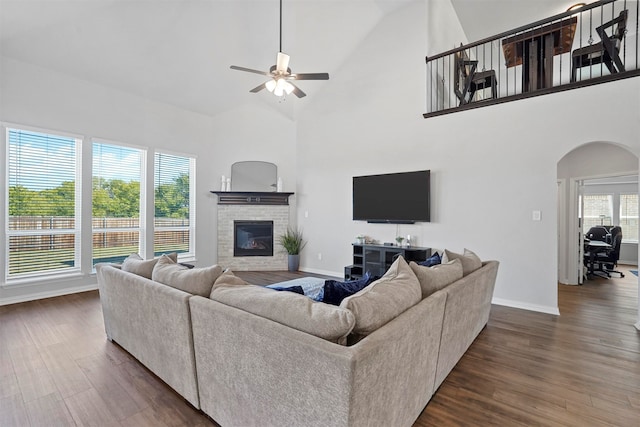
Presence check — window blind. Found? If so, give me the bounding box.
[6,128,80,278]
[154,152,195,257]
[92,141,144,265]
[620,194,639,243]
[582,194,613,230]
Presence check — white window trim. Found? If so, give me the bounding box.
[4,124,83,282]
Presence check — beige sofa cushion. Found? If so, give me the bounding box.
[442,248,482,276]
[340,256,421,336]
[409,259,464,298]
[152,255,223,297]
[210,270,250,294]
[210,273,355,344]
[121,252,177,279]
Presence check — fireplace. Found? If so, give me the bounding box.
[234,221,274,257]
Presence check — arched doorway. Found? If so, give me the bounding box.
[557,141,640,329]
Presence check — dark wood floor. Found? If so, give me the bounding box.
[1,268,638,426]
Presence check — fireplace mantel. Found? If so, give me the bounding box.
[210,191,294,206]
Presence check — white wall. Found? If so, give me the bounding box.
[0,57,296,304]
[296,1,640,315]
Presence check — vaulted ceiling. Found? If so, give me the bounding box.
[0,0,575,118]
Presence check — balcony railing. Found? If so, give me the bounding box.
[424,0,640,118]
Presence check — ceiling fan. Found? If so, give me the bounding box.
[230,0,329,98]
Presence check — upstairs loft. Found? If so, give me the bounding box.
[424,0,640,118]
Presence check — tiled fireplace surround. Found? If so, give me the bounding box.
[215,193,293,271]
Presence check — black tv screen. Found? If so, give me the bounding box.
[352,170,430,223]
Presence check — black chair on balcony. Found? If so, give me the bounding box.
[571,9,628,82]
[454,47,497,105]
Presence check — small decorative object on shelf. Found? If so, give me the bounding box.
[406,234,412,247]
[277,177,283,192]
[356,235,365,245]
[226,178,231,192]
[395,236,405,247]
[221,175,226,191]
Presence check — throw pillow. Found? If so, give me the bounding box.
[322,272,377,306]
[409,259,463,298]
[419,252,441,267]
[210,284,355,345]
[211,270,250,294]
[121,252,177,279]
[152,255,223,297]
[442,248,482,276]
[340,256,422,336]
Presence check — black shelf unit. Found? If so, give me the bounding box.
[344,243,431,280]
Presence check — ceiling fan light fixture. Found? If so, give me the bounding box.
[265,78,294,96]
[283,81,294,95]
[265,79,277,92]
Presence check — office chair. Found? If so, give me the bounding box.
[454,46,497,105]
[596,226,625,278]
[583,226,613,279]
[571,9,628,82]
[585,226,609,242]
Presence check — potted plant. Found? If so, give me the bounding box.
[395,236,405,247]
[278,227,306,271]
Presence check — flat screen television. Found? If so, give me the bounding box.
[352,170,430,224]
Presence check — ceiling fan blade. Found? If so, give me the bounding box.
[230,65,271,76]
[276,52,290,73]
[249,82,268,93]
[290,72,330,80]
[289,82,307,98]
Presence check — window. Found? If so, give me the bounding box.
[154,152,195,259]
[582,194,613,231]
[620,194,639,243]
[92,141,144,266]
[6,128,81,279]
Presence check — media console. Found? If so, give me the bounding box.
[344,243,431,280]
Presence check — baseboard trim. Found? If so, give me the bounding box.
[0,284,98,306]
[491,297,560,316]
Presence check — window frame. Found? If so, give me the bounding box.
[4,124,83,282]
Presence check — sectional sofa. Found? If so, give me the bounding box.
[96,250,499,427]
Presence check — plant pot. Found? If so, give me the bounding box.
[287,254,300,272]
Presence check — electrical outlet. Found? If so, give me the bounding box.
[532,210,541,221]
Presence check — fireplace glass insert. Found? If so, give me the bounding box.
[234,221,274,257]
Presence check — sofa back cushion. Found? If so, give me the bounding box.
[122,252,177,279]
[442,248,482,276]
[152,255,223,297]
[340,256,421,336]
[409,259,464,298]
[210,271,355,345]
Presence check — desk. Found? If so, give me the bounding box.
[584,240,612,278]
[502,17,577,92]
